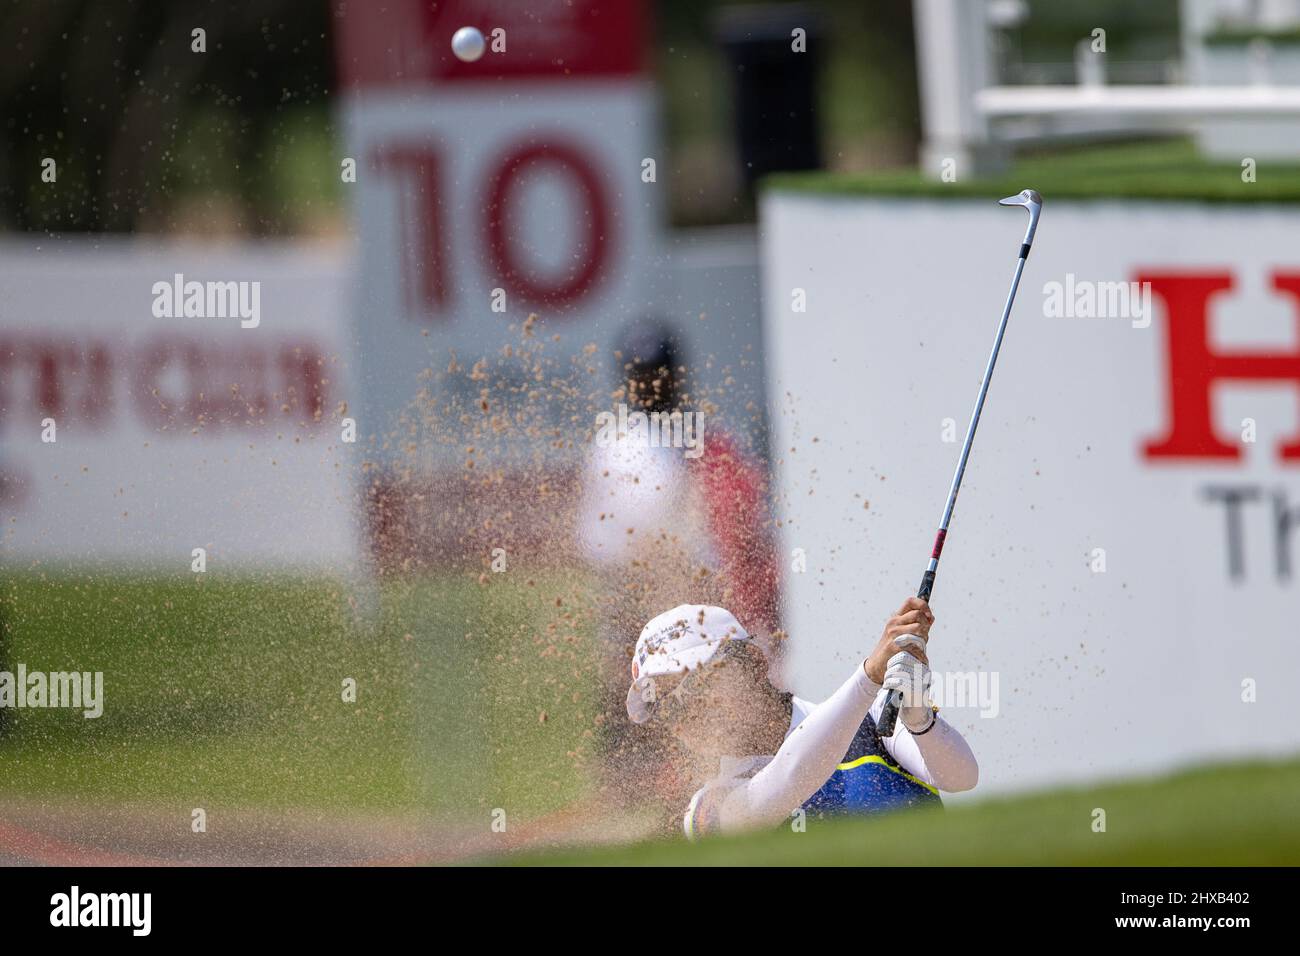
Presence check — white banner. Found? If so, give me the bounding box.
[761,193,1300,795]
[0,239,356,568]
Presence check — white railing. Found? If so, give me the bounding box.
[977,84,1300,117]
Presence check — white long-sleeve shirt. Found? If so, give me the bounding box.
[684,664,978,838]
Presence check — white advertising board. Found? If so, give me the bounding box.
[0,239,355,568]
[761,193,1300,795]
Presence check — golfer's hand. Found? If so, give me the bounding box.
[865,597,933,684]
[884,652,933,731]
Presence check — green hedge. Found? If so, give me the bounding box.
[766,138,1300,203]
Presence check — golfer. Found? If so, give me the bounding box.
[625,600,978,838]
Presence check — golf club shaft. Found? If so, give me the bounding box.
[875,239,1033,738]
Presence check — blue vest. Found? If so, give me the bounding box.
[683,701,942,839]
[801,712,941,818]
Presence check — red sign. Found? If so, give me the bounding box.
[336,0,648,90]
[1142,271,1300,462]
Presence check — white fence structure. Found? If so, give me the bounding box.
[915,0,1300,174]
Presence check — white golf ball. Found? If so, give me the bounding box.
[451,26,485,63]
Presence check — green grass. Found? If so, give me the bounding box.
[1204,27,1300,46]
[503,757,1300,865]
[0,570,599,819]
[766,138,1300,203]
[9,571,1296,865]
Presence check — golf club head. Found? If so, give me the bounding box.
[999,188,1043,249]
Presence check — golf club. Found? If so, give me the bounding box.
[876,188,1043,738]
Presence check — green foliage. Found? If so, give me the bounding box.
[767,138,1300,203]
[0,0,338,233]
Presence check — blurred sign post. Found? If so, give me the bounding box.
[913,0,1001,178]
[335,0,659,473]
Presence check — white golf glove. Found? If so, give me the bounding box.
[880,635,935,734]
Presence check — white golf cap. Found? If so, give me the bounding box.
[625,604,751,724]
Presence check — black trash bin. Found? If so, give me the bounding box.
[715,3,824,197]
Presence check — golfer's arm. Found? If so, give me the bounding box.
[715,664,878,833]
[871,696,979,792]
